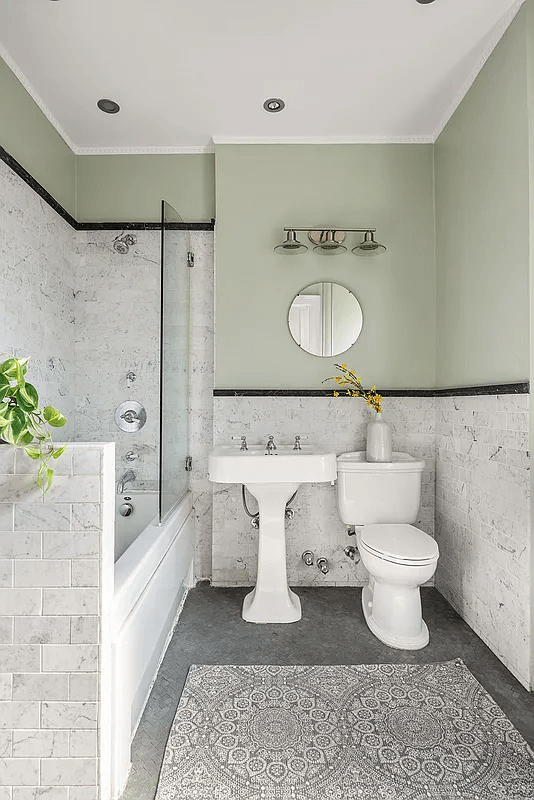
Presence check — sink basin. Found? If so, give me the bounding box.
[208,444,337,484]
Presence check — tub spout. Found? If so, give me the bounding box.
[117,470,136,494]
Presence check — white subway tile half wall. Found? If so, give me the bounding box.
[0,442,114,798]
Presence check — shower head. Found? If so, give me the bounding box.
[113,234,137,254]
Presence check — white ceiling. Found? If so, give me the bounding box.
[0,0,524,153]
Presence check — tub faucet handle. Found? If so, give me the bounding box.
[293,435,308,450]
[231,436,248,451]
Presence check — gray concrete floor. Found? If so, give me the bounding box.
[120,583,534,800]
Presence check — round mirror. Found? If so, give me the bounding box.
[288,282,363,357]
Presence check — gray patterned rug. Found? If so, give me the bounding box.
[155,660,534,799]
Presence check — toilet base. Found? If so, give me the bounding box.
[361,585,429,650]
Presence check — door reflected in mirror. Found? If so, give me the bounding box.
[288,282,363,357]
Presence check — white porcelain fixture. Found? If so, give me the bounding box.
[209,444,337,623]
[336,451,439,649]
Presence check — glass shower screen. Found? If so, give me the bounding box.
[158,200,191,522]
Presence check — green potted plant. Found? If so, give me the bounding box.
[0,356,67,493]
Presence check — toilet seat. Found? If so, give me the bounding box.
[360,524,439,566]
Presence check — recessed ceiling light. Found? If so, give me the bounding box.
[97,98,120,114]
[263,98,285,113]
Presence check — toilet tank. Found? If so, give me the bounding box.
[336,451,425,525]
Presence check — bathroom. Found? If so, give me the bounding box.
[0,0,533,798]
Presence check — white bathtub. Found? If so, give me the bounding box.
[111,491,195,798]
[115,491,159,562]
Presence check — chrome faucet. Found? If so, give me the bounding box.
[265,435,277,455]
[117,469,136,494]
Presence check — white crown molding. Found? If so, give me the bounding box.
[0,41,78,153]
[74,144,215,155]
[211,135,434,145]
[432,0,525,142]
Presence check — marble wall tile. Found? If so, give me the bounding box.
[212,396,436,587]
[40,703,98,730]
[39,758,97,786]
[41,646,98,673]
[0,702,40,729]
[12,674,69,702]
[14,561,70,589]
[12,789,68,800]
[42,590,98,616]
[435,394,531,689]
[14,618,70,645]
[0,161,76,441]
[0,759,40,786]
[12,730,69,758]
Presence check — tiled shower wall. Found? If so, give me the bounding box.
[435,394,531,688]
[0,159,77,438]
[74,231,161,489]
[212,396,435,586]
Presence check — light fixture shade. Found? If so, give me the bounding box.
[352,230,386,257]
[313,230,347,256]
[274,230,308,254]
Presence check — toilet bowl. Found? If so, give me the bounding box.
[336,452,439,650]
[358,524,439,649]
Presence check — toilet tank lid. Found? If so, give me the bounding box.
[361,524,439,562]
[337,451,425,472]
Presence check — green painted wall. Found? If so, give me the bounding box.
[0,57,75,214]
[75,153,215,222]
[435,7,531,387]
[215,144,436,389]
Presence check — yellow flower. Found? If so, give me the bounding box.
[340,363,347,369]
[333,391,339,397]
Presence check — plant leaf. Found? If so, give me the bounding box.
[51,445,67,460]
[17,383,38,410]
[24,446,41,460]
[43,406,67,428]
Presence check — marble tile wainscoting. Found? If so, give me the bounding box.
[435,393,531,689]
[0,442,115,800]
[0,158,77,439]
[212,396,435,587]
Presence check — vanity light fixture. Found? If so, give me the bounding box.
[274,227,386,257]
[274,230,308,254]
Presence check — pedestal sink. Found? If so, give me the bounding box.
[208,444,337,623]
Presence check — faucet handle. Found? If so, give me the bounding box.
[293,435,308,450]
[231,435,248,451]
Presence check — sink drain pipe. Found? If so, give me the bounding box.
[241,484,298,528]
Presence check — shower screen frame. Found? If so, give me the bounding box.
[158,200,191,524]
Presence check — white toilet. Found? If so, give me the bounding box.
[336,451,439,650]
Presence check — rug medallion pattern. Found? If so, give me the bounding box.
[155,660,534,799]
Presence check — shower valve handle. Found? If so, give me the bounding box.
[121,410,140,424]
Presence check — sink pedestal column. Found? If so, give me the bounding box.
[242,481,301,623]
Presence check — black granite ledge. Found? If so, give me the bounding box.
[77,220,215,231]
[214,382,530,398]
[0,145,215,231]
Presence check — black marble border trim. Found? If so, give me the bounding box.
[0,145,78,228]
[214,382,530,398]
[0,145,215,231]
[77,220,215,231]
